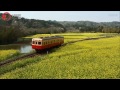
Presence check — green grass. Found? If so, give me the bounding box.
[0,49,20,62]
[0,55,46,75]
[0,33,119,79]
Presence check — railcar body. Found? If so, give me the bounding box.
[32,36,64,52]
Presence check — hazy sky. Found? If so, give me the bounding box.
[0,11,120,22]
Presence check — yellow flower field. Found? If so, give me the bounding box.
[0,33,119,79]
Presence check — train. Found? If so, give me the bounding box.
[32,35,64,53]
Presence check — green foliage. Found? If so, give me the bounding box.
[0,25,23,44]
[0,55,45,75]
[60,21,120,33]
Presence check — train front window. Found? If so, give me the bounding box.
[32,41,35,44]
[38,42,41,45]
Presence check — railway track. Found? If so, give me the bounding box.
[62,35,114,46]
[0,35,116,67]
[0,53,40,66]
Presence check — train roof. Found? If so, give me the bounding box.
[32,35,64,40]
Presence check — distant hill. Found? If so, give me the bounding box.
[59,21,120,28]
[59,21,120,33]
[0,13,120,34]
[0,13,64,28]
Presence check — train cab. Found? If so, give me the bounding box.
[32,36,64,52]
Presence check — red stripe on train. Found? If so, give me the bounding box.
[32,42,63,50]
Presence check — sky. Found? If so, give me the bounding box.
[0,11,120,22]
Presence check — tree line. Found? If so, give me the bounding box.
[59,21,120,33]
[0,13,120,44]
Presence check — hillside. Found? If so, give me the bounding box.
[0,13,120,34]
[0,13,120,44]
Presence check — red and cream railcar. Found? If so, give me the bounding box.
[32,36,64,52]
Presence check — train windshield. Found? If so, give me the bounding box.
[38,42,41,45]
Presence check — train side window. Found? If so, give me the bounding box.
[38,42,41,45]
[36,42,37,44]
